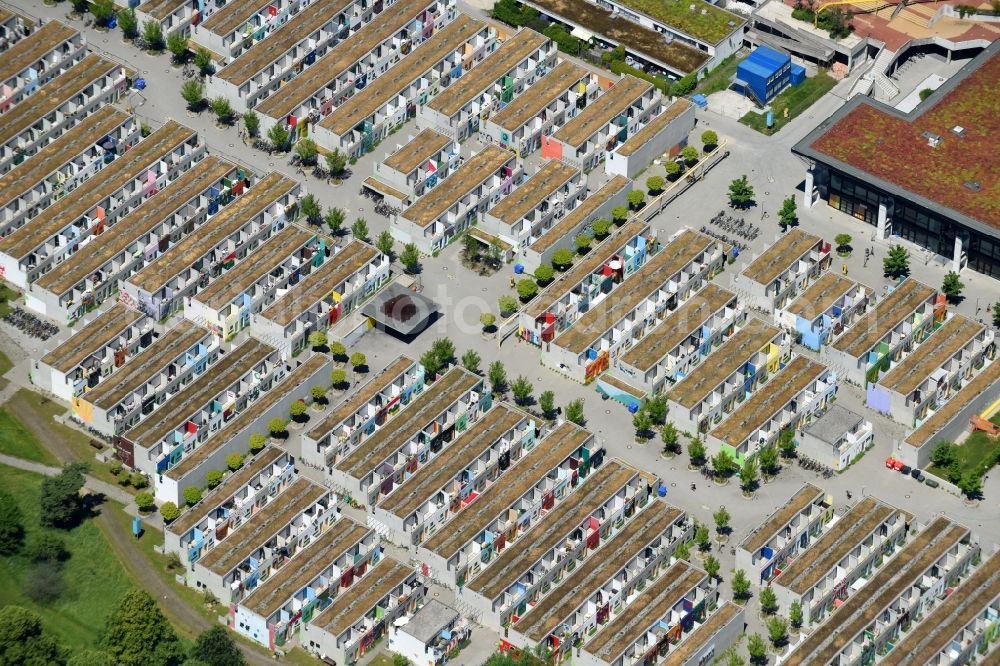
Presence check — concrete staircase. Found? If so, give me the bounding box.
[870,47,900,100]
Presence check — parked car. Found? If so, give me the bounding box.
[900,464,912,475]
[910,468,925,482]
[924,477,939,488]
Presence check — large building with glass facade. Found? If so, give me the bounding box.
[793,41,1000,278]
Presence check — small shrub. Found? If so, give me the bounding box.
[160,502,181,523]
[205,470,224,489]
[183,486,202,507]
[226,452,245,471]
[136,492,156,512]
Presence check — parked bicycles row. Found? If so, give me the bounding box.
[709,209,760,241]
[699,226,749,253]
[797,454,834,478]
[2,307,58,340]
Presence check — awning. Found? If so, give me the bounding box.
[571,26,594,41]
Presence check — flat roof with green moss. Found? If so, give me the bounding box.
[614,0,744,44]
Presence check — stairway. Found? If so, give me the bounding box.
[870,47,900,101]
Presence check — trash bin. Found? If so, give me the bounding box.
[135,78,146,90]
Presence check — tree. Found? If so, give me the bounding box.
[39,462,88,528]
[267,124,290,152]
[183,486,203,507]
[739,457,759,492]
[760,586,778,615]
[300,194,322,224]
[747,633,767,664]
[101,589,185,666]
[0,606,65,666]
[711,451,737,479]
[25,533,68,563]
[400,243,420,273]
[290,400,308,420]
[664,161,681,179]
[511,376,534,405]
[461,349,481,374]
[632,410,653,442]
[627,190,645,210]
[694,524,711,552]
[351,218,369,241]
[190,626,246,666]
[713,506,730,536]
[688,437,707,467]
[498,295,518,315]
[704,555,720,580]
[325,149,348,177]
[645,394,668,425]
[611,205,628,224]
[789,600,804,629]
[130,473,148,489]
[194,48,213,76]
[728,175,755,209]
[488,361,508,395]
[180,78,205,110]
[516,278,538,301]
[534,264,554,285]
[420,338,455,377]
[681,145,699,165]
[311,386,327,401]
[70,651,112,666]
[539,391,556,419]
[376,230,394,257]
[329,341,347,360]
[726,653,745,666]
[294,139,319,166]
[308,331,328,350]
[767,617,788,647]
[167,31,189,62]
[551,248,574,269]
[91,0,116,25]
[674,540,691,561]
[350,352,367,370]
[930,442,956,467]
[779,428,797,458]
[574,234,593,253]
[325,207,346,234]
[0,491,24,555]
[958,471,983,498]
[135,492,155,512]
[462,231,480,262]
[565,398,585,426]
[330,369,347,388]
[701,130,718,150]
[772,195,795,229]
[142,20,165,51]
[883,244,910,278]
[206,470,224,488]
[661,422,681,455]
[942,271,964,303]
[268,417,287,436]
[160,502,181,523]
[591,218,612,239]
[479,313,497,332]
[732,569,751,601]
[758,445,780,477]
[118,8,139,39]
[646,175,665,195]
[226,452,245,471]
[835,233,853,254]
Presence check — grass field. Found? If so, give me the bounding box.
[740,72,837,135]
[0,406,60,465]
[695,53,745,96]
[927,430,999,480]
[0,463,133,650]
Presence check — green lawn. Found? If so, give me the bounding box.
[695,53,745,96]
[0,463,133,650]
[0,406,60,465]
[740,73,837,135]
[0,284,17,317]
[927,431,999,480]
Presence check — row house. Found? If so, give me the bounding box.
[796,404,874,472]
[27,156,237,324]
[604,99,696,180]
[159,354,330,505]
[732,228,831,312]
[113,338,280,476]
[523,175,629,272]
[34,303,150,401]
[371,404,537,547]
[867,314,993,427]
[827,278,941,386]
[0,54,130,174]
[72,319,218,437]
[208,0,379,112]
[480,160,586,251]
[0,21,84,113]
[879,550,1000,666]
[665,318,790,434]
[540,75,659,172]
[372,128,459,200]
[300,355,424,470]
[185,225,324,339]
[658,602,745,666]
[162,447,296,560]
[482,60,596,159]
[313,15,496,157]
[252,239,390,354]
[390,144,519,254]
[774,273,868,352]
[464,460,648,629]
[255,0,457,141]
[576,562,714,666]
[234,519,378,650]
[328,367,488,505]
[189,478,338,602]
[0,121,204,288]
[417,421,601,589]
[612,283,744,396]
[0,7,26,49]
[899,357,1000,468]
[301,558,425,665]
[134,0,191,39]
[772,496,911,626]
[418,29,554,141]
[388,600,470,666]
[1,108,139,240]
[735,484,831,585]
[506,500,690,656]
[191,0,308,63]
[780,517,977,666]
[706,356,836,463]
[519,220,651,345]
[119,172,299,321]
[542,229,728,383]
